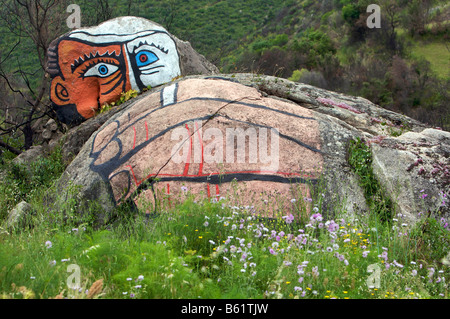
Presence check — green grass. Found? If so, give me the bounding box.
[0,147,448,299]
[410,40,450,80]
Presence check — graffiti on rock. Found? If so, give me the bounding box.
[89,78,323,215]
[47,17,181,124]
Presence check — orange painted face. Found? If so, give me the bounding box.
[47,18,181,125]
[50,40,131,121]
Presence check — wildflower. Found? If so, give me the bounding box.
[45,241,52,249]
[378,251,388,261]
[283,214,295,224]
[240,269,246,273]
[181,186,188,193]
[326,247,333,252]
[362,251,370,258]
[326,220,339,232]
[204,221,209,227]
[137,275,144,281]
[412,270,418,276]
[269,248,277,255]
[312,266,319,278]
[290,198,296,203]
[294,286,302,292]
[284,261,292,267]
[298,277,304,283]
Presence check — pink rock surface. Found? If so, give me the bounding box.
[90,78,323,216]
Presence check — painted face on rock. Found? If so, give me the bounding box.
[48,19,181,124]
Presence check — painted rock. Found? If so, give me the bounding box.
[46,17,216,125]
[89,78,324,216]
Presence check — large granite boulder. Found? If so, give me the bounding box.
[53,74,449,226]
[46,16,218,125]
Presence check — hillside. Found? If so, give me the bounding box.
[0,0,449,153]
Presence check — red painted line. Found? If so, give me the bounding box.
[167,183,172,208]
[215,184,220,200]
[183,124,192,176]
[132,126,137,149]
[126,165,141,186]
[195,121,204,176]
[145,121,149,141]
[207,184,211,198]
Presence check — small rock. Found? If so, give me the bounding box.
[6,201,34,230]
[12,145,46,166]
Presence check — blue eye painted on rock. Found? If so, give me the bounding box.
[135,50,159,67]
[83,63,119,78]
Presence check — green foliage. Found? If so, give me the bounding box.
[1,186,448,299]
[99,89,139,114]
[347,137,393,222]
[410,216,450,263]
[342,4,361,24]
[0,147,66,220]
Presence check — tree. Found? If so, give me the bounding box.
[405,0,435,36]
[0,0,69,154]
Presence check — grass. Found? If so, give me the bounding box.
[0,145,449,299]
[410,39,450,80]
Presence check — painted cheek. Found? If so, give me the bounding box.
[75,79,100,119]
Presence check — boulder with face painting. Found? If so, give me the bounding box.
[46,17,217,125]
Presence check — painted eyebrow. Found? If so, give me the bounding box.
[71,50,121,73]
[129,40,168,54]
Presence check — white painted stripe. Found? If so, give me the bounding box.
[162,83,177,106]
